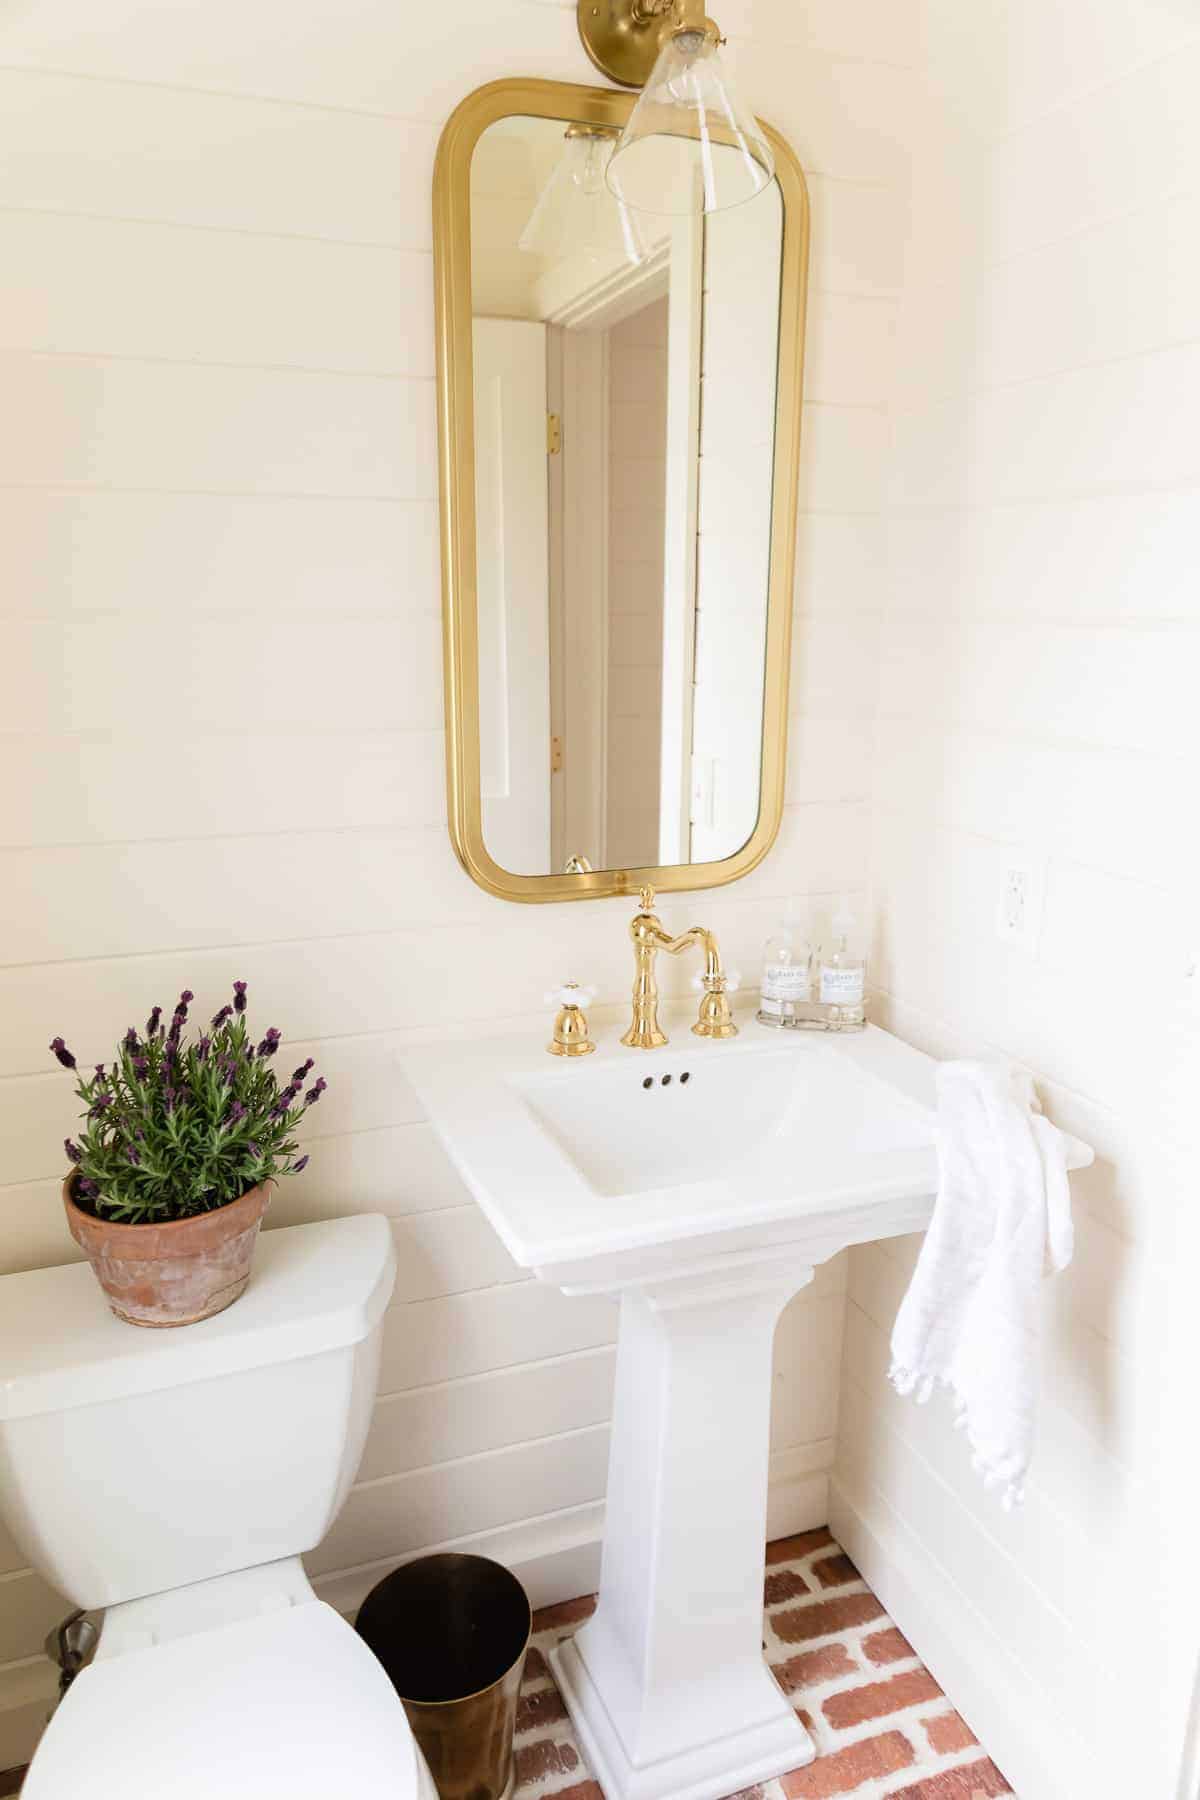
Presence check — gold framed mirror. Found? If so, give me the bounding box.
[434,77,809,903]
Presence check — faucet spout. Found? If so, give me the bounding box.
[620,889,738,1048]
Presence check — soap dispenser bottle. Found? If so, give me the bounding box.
[817,896,866,1031]
[757,903,812,1029]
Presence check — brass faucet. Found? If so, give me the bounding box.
[621,886,739,1049]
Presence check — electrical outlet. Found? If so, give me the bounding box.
[995,859,1042,951]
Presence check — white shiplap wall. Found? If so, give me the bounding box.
[0,0,911,1765]
[838,5,1200,1798]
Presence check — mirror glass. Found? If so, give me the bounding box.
[469,113,784,878]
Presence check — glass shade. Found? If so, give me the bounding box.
[606,27,775,216]
[519,126,648,264]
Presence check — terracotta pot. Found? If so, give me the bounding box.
[64,1174,273,1328]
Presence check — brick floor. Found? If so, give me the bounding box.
[515,1529,1014,1800]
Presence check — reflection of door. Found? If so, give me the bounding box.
[473,317,551,875]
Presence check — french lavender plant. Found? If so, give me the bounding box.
[51,984,325,1225]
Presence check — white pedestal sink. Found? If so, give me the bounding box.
[406,1023,1092,1800]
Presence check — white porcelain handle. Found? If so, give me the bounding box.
[545,983,596,1009]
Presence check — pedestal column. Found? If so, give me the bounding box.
[551,1256,818,1800]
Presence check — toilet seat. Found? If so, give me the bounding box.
[23,1598,430,1799]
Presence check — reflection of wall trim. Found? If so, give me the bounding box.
[434,75,810,904]
[543,240,670,332]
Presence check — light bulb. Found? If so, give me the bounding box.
[572,133,609,196]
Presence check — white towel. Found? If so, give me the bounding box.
[888,1059,1073,1510]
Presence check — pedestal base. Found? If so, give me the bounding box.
[551,1636,814,1800]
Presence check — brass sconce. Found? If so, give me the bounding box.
[576,0,774,213]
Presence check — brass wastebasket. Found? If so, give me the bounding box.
[356,1553,532,1800]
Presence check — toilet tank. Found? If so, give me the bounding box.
[0,1215,396,1610]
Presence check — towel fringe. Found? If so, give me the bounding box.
[889,1363,1027,1509]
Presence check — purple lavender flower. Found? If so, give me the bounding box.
[89,1093,113,1115]
[292,1059,314,1083]
[233,980,248,1015]
[211,1004,233,1029]
[64,1138,83,1165]
[133,1057,149,1081]
[123,1026,138,1051]
[49,1037,76,1071]
[197,1034,211,1062]
[163,1035,178,1066]
[246,1140,261,1159]
[271,1082,301,1119]
[94,1062,107,1081]
[303,1077,327,1107]
[228,1099,247,1125]
[125,1144,141,1165]
[220,1056,236,1082]
[76,1177,98,1202]
[256,1028,281,1060]
[293,1155,309,1174]
[178,989,194,1008]
[146,1006,162,1037]
[164,1087,178,1113]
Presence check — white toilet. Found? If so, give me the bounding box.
[0,1213,438,1799]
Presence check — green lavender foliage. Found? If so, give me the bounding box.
[53,985,325,1225]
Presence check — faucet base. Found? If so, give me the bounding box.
[621,1022,669,1050]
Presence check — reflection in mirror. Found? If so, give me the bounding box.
[469,114,783,878]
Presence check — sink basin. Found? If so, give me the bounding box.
[520,1040,935,1200]
[405,1021,1092,1800]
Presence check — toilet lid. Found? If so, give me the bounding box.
[23,1600,423,1800]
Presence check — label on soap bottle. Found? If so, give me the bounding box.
[819,964,864,1006]
[763,962,811,1003]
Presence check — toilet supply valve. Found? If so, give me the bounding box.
[45,1608,98,1708]
[545,983,597,1058]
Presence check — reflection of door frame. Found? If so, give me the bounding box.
[549,325,610,873]
[658,212,704,866]
[548,248,672,875]
[546,235,702,873]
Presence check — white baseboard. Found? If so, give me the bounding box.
[317,1440,833,1621]
[829,1472,1102,1800]
[0,1441,834,1777]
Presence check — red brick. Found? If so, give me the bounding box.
[774,1643,859,1693]
[766,1568,813,1605]
[823,1668,943,1729]
[774,1592,886,1645]
[523,1646,551,1682]
[513,1737,580,1786]
[553,1785,604,1800]
[811,1553,860,1590]
[780,1730,915,1796]
[862,1626,916,1666]
[531,1594,596,1634]
[514,1686,569,1734]
[924,1712,979,1755]
[767,1528,836,1565]
[888,1758,1012,1798]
